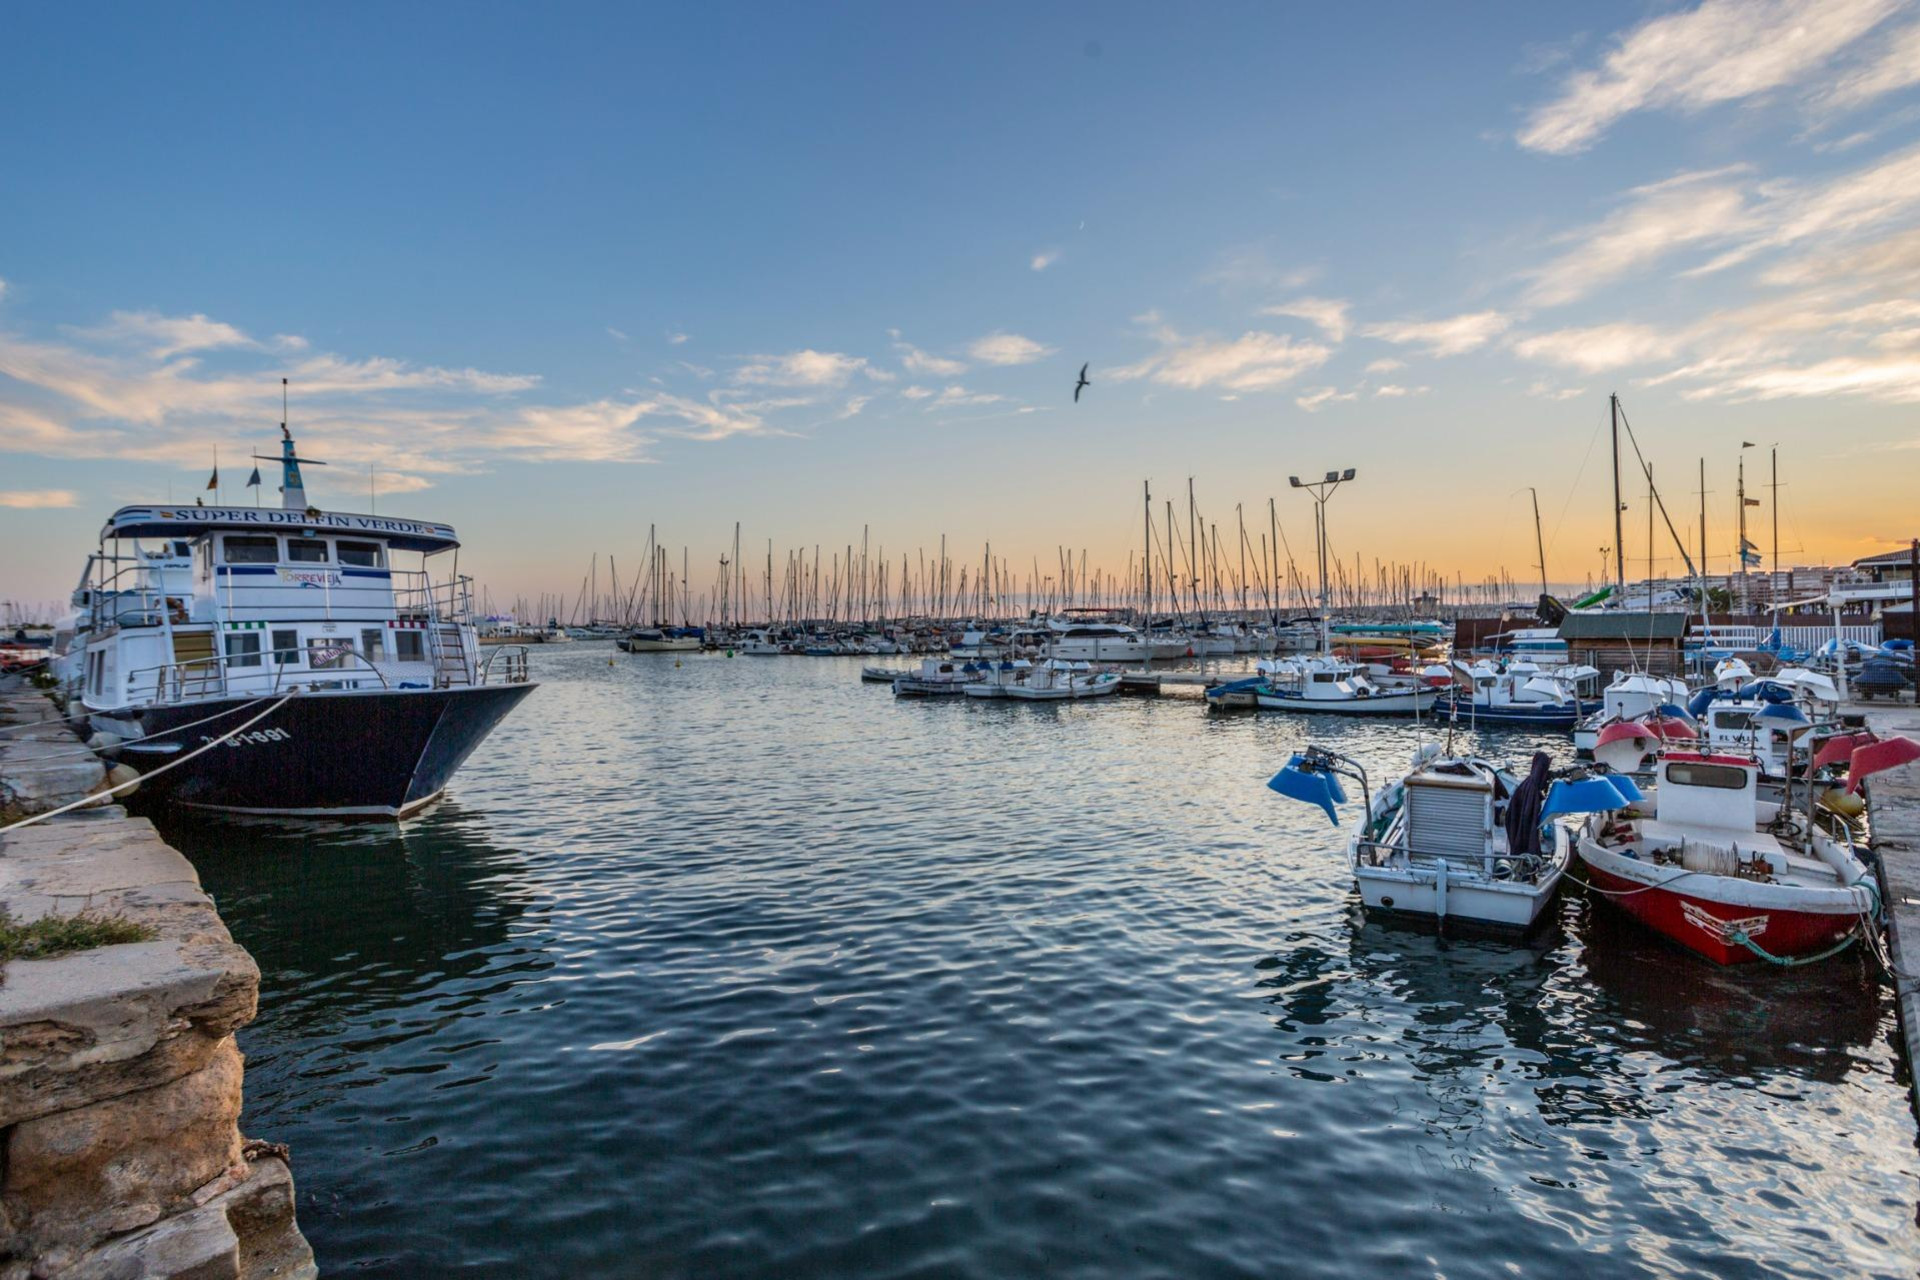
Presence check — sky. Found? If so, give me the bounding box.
[3,1,1920,616]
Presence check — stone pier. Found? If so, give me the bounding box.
[1856,698,1920,1121]
[0,683,314,1278]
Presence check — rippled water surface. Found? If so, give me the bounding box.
[157,645,1920,1278]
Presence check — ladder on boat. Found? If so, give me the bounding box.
[426,621,471,689]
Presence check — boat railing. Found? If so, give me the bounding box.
[1356,837,1544,875]
[478,645,532,685]
[128,644,396,705]
[392,571,476,624]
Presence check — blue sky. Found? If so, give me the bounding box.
[4,1,1919,613]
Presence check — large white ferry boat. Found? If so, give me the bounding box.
[74,427,535,817]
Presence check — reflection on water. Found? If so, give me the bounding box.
[155,646,1920,1279]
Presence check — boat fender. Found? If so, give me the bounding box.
[87,731,122,754]
[101,762,139,799]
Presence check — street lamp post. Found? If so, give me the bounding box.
[1290,468,1357,657]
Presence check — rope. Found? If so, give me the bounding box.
[1728,925,1861,967]
[0,697,279,767]
[0,695,293,835]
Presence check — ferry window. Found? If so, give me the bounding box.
[1715,711,1754,730]
[307,638,354,670]
[338,540,383,568]
[224,633,262,668]
[287,537,330,564]
[1663,761,1748,790]
[395,630,425,661]
[223,535,278,564]
[271,629,299,664]
[361,629,385,661]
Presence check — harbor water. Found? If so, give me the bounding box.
[157,645,1920,1278]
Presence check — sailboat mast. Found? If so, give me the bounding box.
[1529,487,1547,600]
[1142,480,1152,628]
[1609,392,1625,594]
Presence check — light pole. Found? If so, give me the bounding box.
[1290,468,1356,657]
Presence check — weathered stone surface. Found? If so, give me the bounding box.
[2,1041,244,1258]
[0,696,106,815]
[48,1158,314,1280]
[1861,700,1920,1120]
[0,819,258,1127]
[0,687,310,1278]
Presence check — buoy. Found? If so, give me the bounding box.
[674,660,682,669]
[1818,787,1867,819]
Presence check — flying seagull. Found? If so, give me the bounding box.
[1073,363,1091,403]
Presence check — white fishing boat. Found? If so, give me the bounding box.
[1268,745,1575,932]
[740,630,784,655]
[1573,672,1691,754]
[891,658,980,697]
[961,658,1034,698]
[1430,660,1583,728]
[1220,655,1437,716]
[622,627,700,652]
[1002,659,1121,701]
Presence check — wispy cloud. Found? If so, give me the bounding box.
[1363,357,1405,375]
[1258,296,1350,342]
[1362,310,1510,356]
[732,349,869,387]
[1031,250,1059,272]
[1516,0,1899,155]
[1525,168,1754,306]
[1112,321,1333,392]
[1690,137,1920,275]
[1511,322,1673,372]
[1814,19,1920,112]
[606,327,629,343]
[925,384,1006,409]
[0,489,77,509]
[667,331,689,345]
[967,331,1055,366]
[1295,386,1358,412]
[1372,384,1429,398]
[65,310,259,360]
[1527,380,1588,401]
[893,339,967,377]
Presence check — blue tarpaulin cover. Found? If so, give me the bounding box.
[1268,754,1346,825]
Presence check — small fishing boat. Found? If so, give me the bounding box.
[1212,655,1437,716]
[622,627,699,652]
[1572,749,1890,966]
[891,658,980,697]
[861,665,912,684]
[1268,744,1578,932]
[1430,661,1583,728]
[1002,659,1121,701]
[961,658,1034,698]
[1573,672,1692,754]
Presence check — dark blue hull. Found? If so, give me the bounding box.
[105,683,535,817]
[1429,695,1579,729]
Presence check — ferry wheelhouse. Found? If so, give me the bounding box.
[77,434,535,817]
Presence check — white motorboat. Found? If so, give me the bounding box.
[1222,655,1437,716]
[622,627,699,652]
[892,658,980,697]
[1269,744,1572,932]
[1043,616,1152,662]
[1002,659,1121,701]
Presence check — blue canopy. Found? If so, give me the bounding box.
[1541,776,1633,818]
[1652,703,1695,723]
[1268,754,1347,826]
[1602,772,1645,804]
[1755,701,1812,733]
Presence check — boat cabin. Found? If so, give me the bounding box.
[80,504,482,712]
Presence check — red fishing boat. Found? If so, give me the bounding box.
[1573,751,1880,966]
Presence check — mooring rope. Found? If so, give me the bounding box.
[0,695,294,835]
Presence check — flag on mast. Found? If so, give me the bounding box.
[246,467,261,488]
[205,466,219,491]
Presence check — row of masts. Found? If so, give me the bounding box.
[476,394,1793,630]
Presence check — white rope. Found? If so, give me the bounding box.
[0,697,279,767]
[0,695,294,835]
